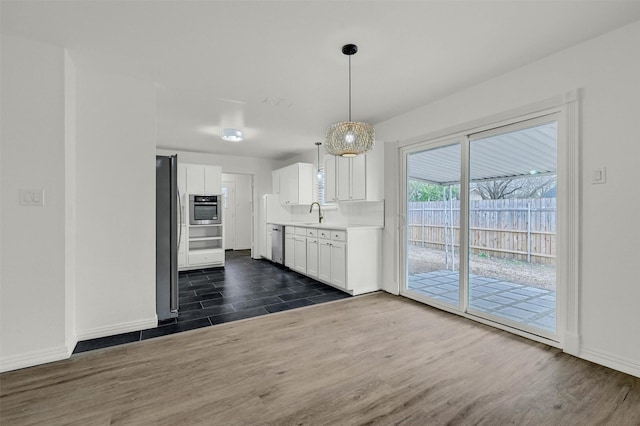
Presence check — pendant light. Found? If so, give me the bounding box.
[325,44,375,157]
[315,142,323,179]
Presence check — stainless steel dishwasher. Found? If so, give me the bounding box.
[271,225,285,264]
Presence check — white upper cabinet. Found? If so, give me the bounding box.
[324,155,336,203]
[325,154,367,202]
[351,154,366,201]
[336,156,351,201]
[185,164,222,195]
[204,166,222,194]
[186,165,205,194]
[274,163,313,205]
[177,163,187,196]
[272,169,281,196]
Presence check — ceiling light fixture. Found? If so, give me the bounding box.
[221,128,243,142]
[325,44,375,157]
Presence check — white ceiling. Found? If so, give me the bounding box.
[3,1,640,160]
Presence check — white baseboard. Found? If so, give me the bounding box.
[580,346,640,379]
[563,332,580,356]
[75,316,157,341]
[1,345,71,373]
[66,332,78,357]
[382,282,400,295]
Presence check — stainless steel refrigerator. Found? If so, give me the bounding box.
[156,155,179,320]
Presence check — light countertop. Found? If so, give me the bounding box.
[267,221,382,230]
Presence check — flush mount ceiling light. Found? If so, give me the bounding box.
[325,44,375,158]
[221,128,243,142]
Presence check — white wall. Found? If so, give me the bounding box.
[74,67,158,339]
[64,50,77,350]
[157,149,276,259]
[0,35,72,370]
[377,21,640,377]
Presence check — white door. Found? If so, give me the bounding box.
[222,174,254,252]
[233,175,253,250]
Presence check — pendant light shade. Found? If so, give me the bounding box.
[325,44,375,157]
[325,121,375,157]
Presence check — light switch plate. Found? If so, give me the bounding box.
[19,189,45,206]
[592,167,606,184]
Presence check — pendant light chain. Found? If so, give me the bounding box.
[348,54,352,122]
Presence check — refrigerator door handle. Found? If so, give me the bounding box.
[177,189,183,248]
[170,155,179,314]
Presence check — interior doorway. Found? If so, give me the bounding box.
[221,173,254,252]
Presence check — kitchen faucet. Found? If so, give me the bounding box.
[309,202,323,224]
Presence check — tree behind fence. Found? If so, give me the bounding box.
[407,198,556,265]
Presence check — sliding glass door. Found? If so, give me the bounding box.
[405,142,461,309]
[467,118,557,338]
[403,115,559,340]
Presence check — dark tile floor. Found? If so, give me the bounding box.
[73,250,351,354]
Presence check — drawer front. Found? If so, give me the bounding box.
[331,230,347,242]
[295,227,307,236]
[306,228,318,237]
[318,229,331,240]
[188,250,224,265]
[285,226,295,235]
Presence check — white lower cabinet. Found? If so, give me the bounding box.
[265,228,273,260]
[188,250,224,265]
[330,240,347,289]
[306,237,319,278]
[318,238,331,282]
[283,225,380,295]
[293,235,307,274]
[179,224,225,271]
[285,233,295,269]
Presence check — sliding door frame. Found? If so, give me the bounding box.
[402,137,464,313]
[398,90,581,352]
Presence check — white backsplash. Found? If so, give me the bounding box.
[290,201,384,227]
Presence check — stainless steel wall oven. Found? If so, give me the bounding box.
[189,195,222,225]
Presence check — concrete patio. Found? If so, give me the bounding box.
[408,270,556,332]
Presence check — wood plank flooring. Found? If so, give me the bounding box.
[1,292,639,425]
